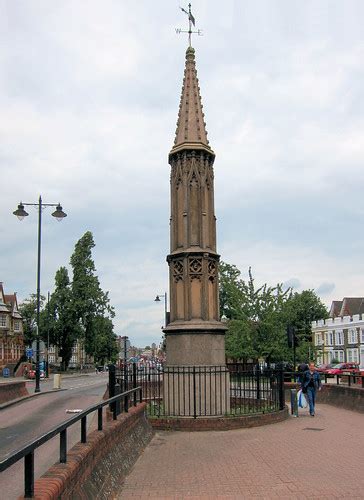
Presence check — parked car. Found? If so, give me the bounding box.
[25,368,45,380]
[326,363,360,376]
[316,363,334,373]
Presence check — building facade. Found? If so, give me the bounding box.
[0,283,24,372]
[312,298,364,368]
[47,340,93,369]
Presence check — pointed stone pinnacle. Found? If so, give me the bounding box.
[171,47,214,156]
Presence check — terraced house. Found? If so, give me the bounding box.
[0,282,24,374]
[312,297,364,368]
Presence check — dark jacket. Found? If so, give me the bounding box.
[301,370,321,390]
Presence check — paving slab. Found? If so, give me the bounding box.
[118,404,364,499]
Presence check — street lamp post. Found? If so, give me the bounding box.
[13,196,67,393]
[154,292,168,328]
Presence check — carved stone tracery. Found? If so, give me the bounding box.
[208,259,217,282]
[189,257,203,281]
[172,259,184,283]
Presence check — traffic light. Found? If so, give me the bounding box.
[287,325,297,348]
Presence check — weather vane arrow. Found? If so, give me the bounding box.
[176,3,203,46]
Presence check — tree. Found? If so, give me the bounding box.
[43,267,79,371]
[92,316,118,364]
[282,290,328,362]
[70,231,115,360]
[219,262,327,363]
[19,294,46,346]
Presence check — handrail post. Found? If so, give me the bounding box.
[98,407,103,431]
[362,375,364,389]
[24,451,34,498]
[60,429,67,463]
[124,390,129,413]
[109,364,116,415]
[81,416,87,443]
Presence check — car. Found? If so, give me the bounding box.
[316,363,334,373]
[25,369,45,380]
[326,363,360,376]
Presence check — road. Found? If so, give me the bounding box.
[0,373,108,499]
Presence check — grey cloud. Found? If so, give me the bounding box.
[316,282,336,296]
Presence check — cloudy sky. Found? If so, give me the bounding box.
[1,0,363,347]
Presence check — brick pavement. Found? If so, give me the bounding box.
[118,404,364,499]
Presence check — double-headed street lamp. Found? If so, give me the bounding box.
[13,196,67,393]
[154,292,168,328]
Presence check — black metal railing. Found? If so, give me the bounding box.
[323,372,364,388]
[280,370,364,389]
[0,386,142,498]
[110,363,285,418]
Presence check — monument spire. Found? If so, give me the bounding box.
[171,46,213,156]
[164,39,227,370]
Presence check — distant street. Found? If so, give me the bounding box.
[0,372,108,500]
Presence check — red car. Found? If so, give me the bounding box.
[326,363,360,375]
[25,369,45,380]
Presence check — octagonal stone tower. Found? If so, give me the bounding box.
[164,46,227,374]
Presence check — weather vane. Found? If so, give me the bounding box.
[176,3,203,47]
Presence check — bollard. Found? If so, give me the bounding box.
[290,389,298,417]
[53,373,61,389]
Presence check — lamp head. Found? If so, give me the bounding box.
[13,202,29,221]
[51,204,67,221]
[154,295,161,302]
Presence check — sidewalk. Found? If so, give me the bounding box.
[118,404,364,499]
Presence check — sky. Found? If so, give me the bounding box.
[1,0,363,348]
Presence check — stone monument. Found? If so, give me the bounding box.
[163,35,229,416]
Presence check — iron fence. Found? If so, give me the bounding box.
[109,363,285,418]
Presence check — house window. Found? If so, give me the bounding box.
[0,315,7,327]
[49,346,55,353]
[49,355,55,363]
[14,320,20,331]
[348,329,358,344]
[315,333,322,346]
[361,329,364,343]
[72,345,78,353]
[326,331,334,346]
[347,348,359,363]
[335,331,344,346]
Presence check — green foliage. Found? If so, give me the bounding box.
[70,231,115,359]
[18,294,45,345]
[21,231,117,369]
[41,267,80,371]
[219,262,328,364]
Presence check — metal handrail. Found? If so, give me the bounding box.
[0,386,142,498]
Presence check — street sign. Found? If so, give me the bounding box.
[26,348,33,358]
[2,368,10,377]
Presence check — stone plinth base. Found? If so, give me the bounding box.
[163,365,230,417]
[165,333,226,365]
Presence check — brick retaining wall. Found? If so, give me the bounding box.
[24,403,153,500]
[317,384,364,413]
[0,381,28,404]
[150,407,288,431]
[284,382,363,413]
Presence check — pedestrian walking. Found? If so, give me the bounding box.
[301,362,321,416]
